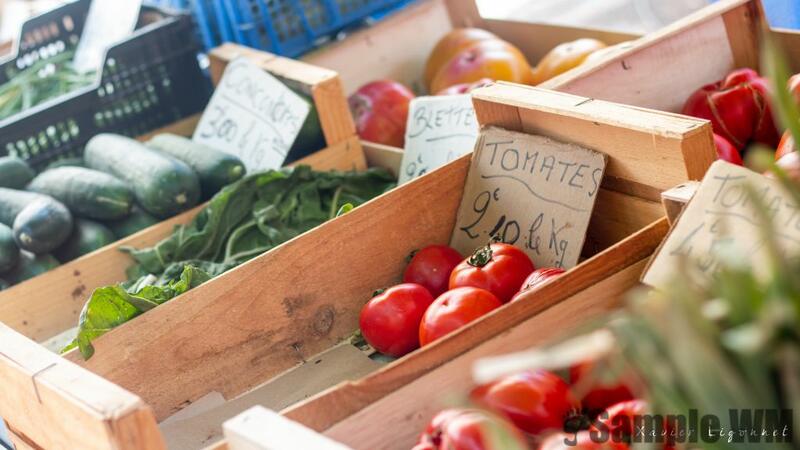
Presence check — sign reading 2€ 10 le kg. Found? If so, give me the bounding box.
[194,58,310,172]
[450,127,607,270]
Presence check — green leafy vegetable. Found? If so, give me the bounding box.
[67,165,395,358]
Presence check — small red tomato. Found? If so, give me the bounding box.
[450,242,534,303]
[775,130,796,161]
[359,283,434,357]
[569,360,635,415]
[414,408,527,450]
[538,431,630,450]
[419,287,502,346]
[512,267,566,301]
[713,133,743,166]
[471,369,579,437]
[348,80,415,147]
[403,245,464,298]
[682,68,779,149]
[590,399,648,438]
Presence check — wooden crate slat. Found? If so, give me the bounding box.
[472,83,715,200]
[0,324,163,450]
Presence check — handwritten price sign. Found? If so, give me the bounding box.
[643,160,800,287]
[398,95,479,184]
[450,127,607,269]
[194,58,310,172]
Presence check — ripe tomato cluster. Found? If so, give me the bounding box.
[359,242,565,358]
[412,362,665,450]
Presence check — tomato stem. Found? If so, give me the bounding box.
[372,288,386,297]
[467,242,494,267]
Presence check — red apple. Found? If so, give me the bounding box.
[348,80,415,147]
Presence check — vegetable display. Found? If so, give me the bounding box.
[68,165,395,358]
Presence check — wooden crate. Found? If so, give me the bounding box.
[0,45,360,345]
[542,0,800,112]
[301,0,640,95]
[1,83,713,450]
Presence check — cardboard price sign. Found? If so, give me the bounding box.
[194,58,310,172]
[399,95,479,184]
[643,160,800,287]
[450,127,607,269]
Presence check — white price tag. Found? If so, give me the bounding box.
[399,95,479,184]
[73,0,142,73]
[193,58,310,172]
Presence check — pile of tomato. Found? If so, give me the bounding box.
[412,361,669,450]
[359,242,564,358]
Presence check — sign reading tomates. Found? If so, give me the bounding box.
[450,126,607,269]
[644,160,800,287]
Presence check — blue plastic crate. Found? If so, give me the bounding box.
[224,0,414,57]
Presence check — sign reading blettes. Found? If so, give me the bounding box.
[399,94,479,184]
[643,160,800,287]
[450,127,607,270]
[194,58,310,172]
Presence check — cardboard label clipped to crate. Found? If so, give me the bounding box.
[643,160,800,287]
[450,127,607,269]
[194,58,310,172]
[73,0,142,72]
[399,95,479,184]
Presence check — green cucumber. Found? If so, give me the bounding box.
[0,222,19,273]
[0,156,35,189]
[28,166,134,220]
[105,207,159,239]
[85,134,201,219]
[146,133,245,199]
[54,219,116,262]
[46,156,85,170]
[0,188,74,254]
[286,95,326,163]
[3,251,59,284]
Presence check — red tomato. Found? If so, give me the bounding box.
[471,369,579,437]
[403,245,464,297]
[348,80,415,147]
[590,399,648,438]
[450,243,534,303]
[776,130,796,160]
[359,283,434,357]
[419,287,502,346]
[414,409,527,450]
[682,68,779,149]
[512,267,566,301]
[713,133,743,166]
[569,361,635,415]
[538,431,630,450]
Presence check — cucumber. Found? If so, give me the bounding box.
[54,219,116,262]
[105,207,159,239]
[85,134,201,219]
[285,95,326,164]
[146,133,245,199]
[28,166,134,220]
[0,156,35,189]
[3,251,59,284]
[0,222,19,273]
[0,188,74,254]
